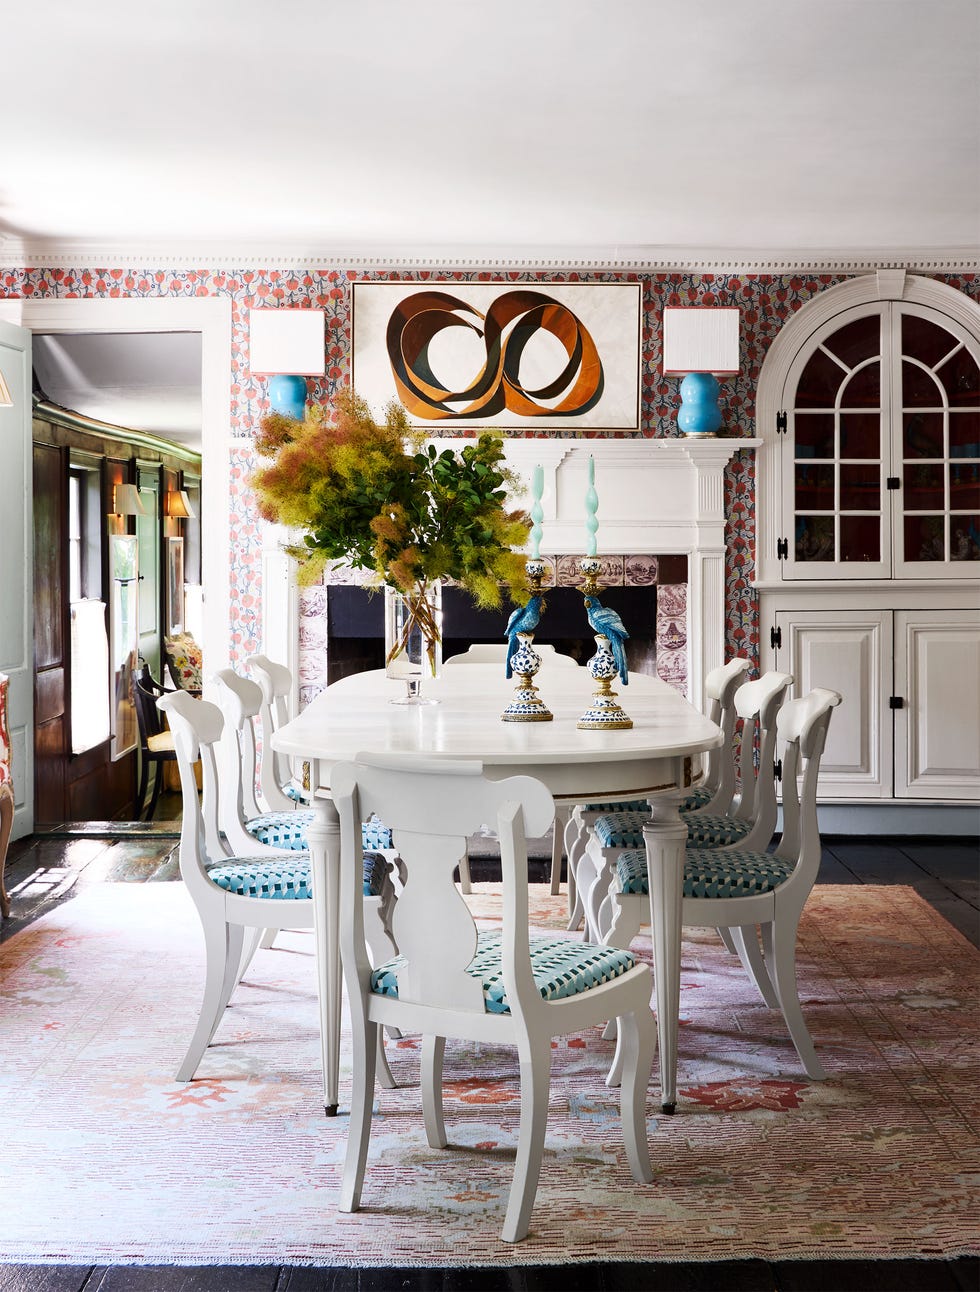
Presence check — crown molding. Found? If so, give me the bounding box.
[2,235,978,275]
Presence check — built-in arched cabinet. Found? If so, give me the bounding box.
[756,271,980,821]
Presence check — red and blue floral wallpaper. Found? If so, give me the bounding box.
[4,263,977,679]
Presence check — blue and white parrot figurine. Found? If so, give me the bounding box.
[583,595,629,685]
[504,595,543,678]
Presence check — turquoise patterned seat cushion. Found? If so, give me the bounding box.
[207,851,389,900]
[679,786,712,813]
[246,811,394,853]
[583,799,649,814]
[593,810,648,848]
[370,930,635,1014]
[686,812,751,848]
[615,847,795,900]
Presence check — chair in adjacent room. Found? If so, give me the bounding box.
[332,752,655,1243]
[601,688,842,1089]
[158,689,398,1084]
[132,664,178,821]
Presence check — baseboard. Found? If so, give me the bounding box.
[802,802,980,837]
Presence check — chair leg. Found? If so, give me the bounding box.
[550,805,570,895]
[339,1015,379,1212]
[717,926,738,954]
[176,921,243,1082]
[145,758,164,822]
[236,926,265,985]
[457,850,472,895]
[135,754,150,822]
[0,784,14,920]
[615,1010,655,1184]
[763,917,827,1080]
[260,928,277,949]
[421,1034,448,1148]
[729,925,780,1009]
[376,1033,397,1091]
[502,1036,551,1244]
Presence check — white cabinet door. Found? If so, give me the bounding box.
[775,609,891,800]
[894,611,980,800]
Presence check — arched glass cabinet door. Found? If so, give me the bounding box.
[781,301,980,580]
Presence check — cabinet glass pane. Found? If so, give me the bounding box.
[841,362,880,407]
[903,360,943,407]
[950,515,980,561]
[824,314,880,367]
[840,464,880,510]
[904,411,944,458]
[795,516,835,561]
[794,412,835,457]
[902,313,958,368]
[950,411,980,458]
[905,514,945,561]
[796,349,846,408]
[795,463,835,509]
[903,462,945,509]
[950,463,980,510]
[937,348,980,407]
[840,412,879,458]
[840,515,880,562]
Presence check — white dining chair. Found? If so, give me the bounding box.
[601,688,842,1095]
[158,690,398,1085]
[332,752,656,1243]
[246,653,302,812]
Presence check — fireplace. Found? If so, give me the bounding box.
[262,437,761,712]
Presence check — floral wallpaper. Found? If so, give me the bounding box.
[4,263,977,688]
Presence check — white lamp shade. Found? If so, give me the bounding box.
[662,307,740,376]
[249,308,326,375]
[112,483,148,516]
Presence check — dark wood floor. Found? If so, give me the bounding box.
[1,824,977,1291]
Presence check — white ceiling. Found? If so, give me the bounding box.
[4,0,979,259]
[8,2,979,450]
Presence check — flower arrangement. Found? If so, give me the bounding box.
[250,389,532,666]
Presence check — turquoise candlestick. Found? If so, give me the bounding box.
[530,463,543,560]
[585,455,598,556]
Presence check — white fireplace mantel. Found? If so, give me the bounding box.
[498,437,762,710]
[263,436,761,714]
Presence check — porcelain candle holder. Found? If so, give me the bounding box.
[501,558,553,722]
[577,634,633,730]
[501,633,553,722]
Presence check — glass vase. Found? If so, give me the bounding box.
[384,583,442,705]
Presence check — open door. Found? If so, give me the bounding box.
[0,319,35,839]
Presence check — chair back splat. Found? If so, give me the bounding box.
[246,654,296,812]
[331,752,656,1243]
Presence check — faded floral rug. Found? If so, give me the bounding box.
[0,881,977,1266]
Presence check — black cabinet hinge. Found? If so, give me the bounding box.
[774,758,783,783]
[889,696,904,710]
[776,411,787,434]
[770,625,782,650]
[776,538,789,560]
[886,477,901,490]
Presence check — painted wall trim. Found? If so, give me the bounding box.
[2,238,978,274]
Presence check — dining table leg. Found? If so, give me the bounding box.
[304,775,343,1116]
[642,789,688,1114]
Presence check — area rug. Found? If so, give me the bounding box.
[0,881,977,1267]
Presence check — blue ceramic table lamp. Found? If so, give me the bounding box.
[662,306,740,437]
[249,308,326,422]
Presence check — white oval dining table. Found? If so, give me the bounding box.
[271,661,722,1115]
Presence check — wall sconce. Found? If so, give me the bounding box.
[0,368,12,407]
[249,308,326,421]
[166,489,197,520]
[662,306,740,437]
[111,483,148,517]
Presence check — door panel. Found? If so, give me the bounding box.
[0,320,34,838]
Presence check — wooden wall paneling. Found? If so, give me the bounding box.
[32,442,68,824]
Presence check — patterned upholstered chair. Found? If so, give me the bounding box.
[601,688,842,1091]
[0,672,14,919]
[211,668,398,864]
[158,689,397,1084]
[565,657,755,937]
[332,752,655,1244]
[580,670,794,944]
